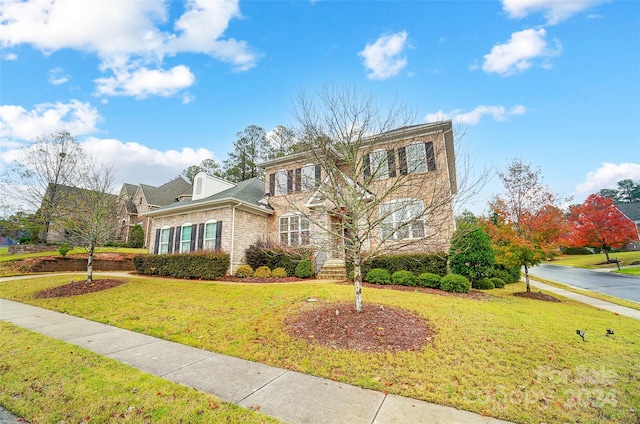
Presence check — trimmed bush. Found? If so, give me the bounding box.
[366,268,391,285]
[58,243,71,257]
[417,272,442,288]
[253,266,272,278]
[391,270,416,286]
[128,224,145,248]
[440,274,471,293]
[492,264,521,284]
[245,240,312,277]
[473,278,495,290]
[272,267,288,278]
[295,259,314,278]
[235,264,253,278]
[489,277,505,288]
[352,253,448,280]
[133,252,229,280]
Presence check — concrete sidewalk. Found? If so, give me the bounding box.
[0,298,511,424]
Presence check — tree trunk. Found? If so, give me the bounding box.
[524,263,530,292]
[604,248,610,262]
[353,254,363,313]
[87,241,94,283]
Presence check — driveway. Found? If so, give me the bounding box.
[528,263,640,303]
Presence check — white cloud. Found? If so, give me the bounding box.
[359,31,409,80]
[482,28,561,76]
[502,0,607,25]
[3,52,17,60]
[0,0,258,98]
[94,65,196,98]
[0,100,102,141]
[425,104,526,125]
[49,67,70,85]
[80,137,217,187]
[574,163,640,196]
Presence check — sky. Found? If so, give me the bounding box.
[1,0,639,215]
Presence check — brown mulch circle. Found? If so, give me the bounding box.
[513,291,561,302]
[285,301,434,352]
[339,281,492,301]
[34,279,127,299]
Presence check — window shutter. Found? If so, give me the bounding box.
[398,147,408,175]
[190,224,197,251]
[154,229,160,254]
[174,226,181,252]
[295,168,302,192]
[198,223,204,250]
[215,221,223,250]
[425,142,436,171]
[167,227,174,253]
[387,149,396,178]
[314,165,321,187]
[269,173,275,196]
[364,154,371,178]
[287,169,293,193]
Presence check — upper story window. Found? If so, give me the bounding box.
[380,199,425,240]
[301,164,318,191]
[269,164,321,196]
[203,219,217,250]
[159,226,171,254]
[405,143,427,174]
[195,177,203,196]
[180,223,192,253]
[280,213,310,245]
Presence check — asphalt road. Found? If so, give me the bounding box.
[528,263,640,303]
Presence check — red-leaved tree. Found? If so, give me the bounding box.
[567,194,638,262]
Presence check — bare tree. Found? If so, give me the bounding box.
[0,131,86,241]
[271,86,486,312]
[62,163,120,283]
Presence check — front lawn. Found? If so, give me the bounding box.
[1,276,638,424]
[550,251,640,268]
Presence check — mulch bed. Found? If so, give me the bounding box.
[513,291,561,302]
[34,279,127,299]
[285,301,434,352]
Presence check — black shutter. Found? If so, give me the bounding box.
[364,154,371,178]
[174,226,181,252]
[190,224,197,251]
[387,149,396,178]
[198,223,204,249]
[215,221,223,250]
[167,227,174,253]
[295,168,302,192]
[425,142,436,171]
[154,229,160,254]
[287,170,293,193]
[398,147,408,175]
[314,165,321,187]
[269,173,275,196]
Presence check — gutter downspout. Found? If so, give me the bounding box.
[229,202,241,275]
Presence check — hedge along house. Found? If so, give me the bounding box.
[143,173,273,273]
[259,121,458,279]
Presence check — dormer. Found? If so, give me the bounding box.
[192,171,236,200]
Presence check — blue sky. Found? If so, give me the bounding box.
[1,0,638,215]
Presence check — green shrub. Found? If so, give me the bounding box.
[352,253,448,279]
[489,277,505,288]
[492,264,521,283]
[272,267,288,278]
[391,270,416,286]
[253,266,272,278]
[245,240,312,276]
[348,270,355,281]
[235,265,253,278]
[295,259,314,278]
[473,278,495,290]
[560,246,593,255]
[128,224,145,248]
[440,274,471,293]
[133,252,229,280]
[449,224,495,285]
[417,272,442,288]
[58,243,71,257]
[366,268,391,285]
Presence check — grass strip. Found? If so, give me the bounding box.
[0,321,278,423]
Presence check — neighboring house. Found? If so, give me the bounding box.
[116,177,192,247]
[144,121,457,276]
[616,201,640,247]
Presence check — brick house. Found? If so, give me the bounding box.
[144,121,457,276]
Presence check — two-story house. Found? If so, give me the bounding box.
[144,121,457,276]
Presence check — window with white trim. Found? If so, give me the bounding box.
[180,223,192,253]
[370,149,389,179]
[159,226,171,254]
[406,143,427,174]
[204,219,217,250]
[280,214,311,245]
[380,200,425,240]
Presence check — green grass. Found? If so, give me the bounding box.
[0,246,147,262]
[1,276,639,423]
[616,267,640,276]
[0,322,278,423]
[549,251,640,268]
